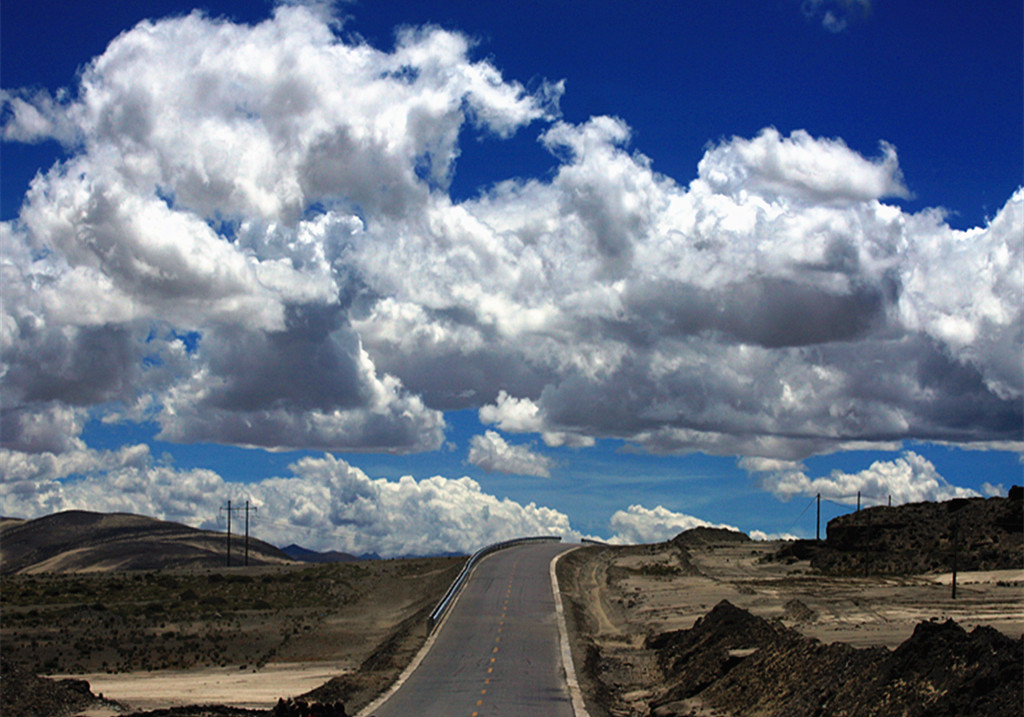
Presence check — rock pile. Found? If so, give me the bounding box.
[0,656,110,717]
[646,601,1022,717]
[272,697,347,717]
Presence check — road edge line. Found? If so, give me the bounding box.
[355,550,494,717]
[551,546,592,717]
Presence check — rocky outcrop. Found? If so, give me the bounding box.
[773,491,1023,575]
[0,656,112,717]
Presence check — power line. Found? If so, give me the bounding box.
[784,495,817,534]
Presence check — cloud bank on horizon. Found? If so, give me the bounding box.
[1,4,1020,552]
[0,444,791,552]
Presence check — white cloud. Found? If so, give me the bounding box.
[0,449,574,556]
[479,391,544,433]
[0,444,151,482]
[697,128,909,204]
[897,190,1024,400]
[2,5,549,454]
[1,4,1020,464]
[749,530,800,541]
[478,391,594,448]
[744,450,980,505]
[606,504,739,545]
[981,482,1005,498]
[354,115,1021,458]
[467,430,554,478]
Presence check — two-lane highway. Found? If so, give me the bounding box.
[366,541,578,716]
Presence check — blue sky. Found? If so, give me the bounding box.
[1,0,1021,554]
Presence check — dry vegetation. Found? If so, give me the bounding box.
[1,559,461,716]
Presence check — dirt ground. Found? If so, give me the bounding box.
[1,558,461,715]
[557,537,1024,716]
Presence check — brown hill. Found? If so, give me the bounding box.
[0,511,295,574]
[671,526,751,548]
[773,491,1023,575]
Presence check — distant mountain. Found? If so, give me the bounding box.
[281,543,359,563]
[0,510,296,574]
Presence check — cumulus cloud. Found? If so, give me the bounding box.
[1,3,1020,466]
[479,391,594,448]
[0,449,574,556]
[1,5,553,453]
[467,430,554,477]
[742,451,980,505]
[607,504,739,545]
[698,128,908,204]
[353,115,1021,458]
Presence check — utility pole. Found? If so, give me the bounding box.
[816,493,821,542]
[856,491,861,512]
[226,499,231,567]
[243,501,258,567]
[951,520,959,600]
[220,500,242,567]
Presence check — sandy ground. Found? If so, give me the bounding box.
[578,540,1024,649]
[560,538,1024,715]
[56,661,352,713]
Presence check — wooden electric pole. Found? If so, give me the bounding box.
[226,499,231,567]
[221,500,243,567]
[816,493,821,541]
[243,501,258,567]
[951,520,959,600]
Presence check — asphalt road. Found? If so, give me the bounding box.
[367,541,578,717]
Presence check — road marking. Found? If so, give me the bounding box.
[551,546,592,717]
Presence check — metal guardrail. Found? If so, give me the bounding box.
[426,535,562,633]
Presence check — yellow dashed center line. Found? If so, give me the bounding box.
[470,560,523,715]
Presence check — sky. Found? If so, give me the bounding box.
[1,0,1021,556]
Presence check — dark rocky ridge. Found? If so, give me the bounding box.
[773,491,1022,575]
